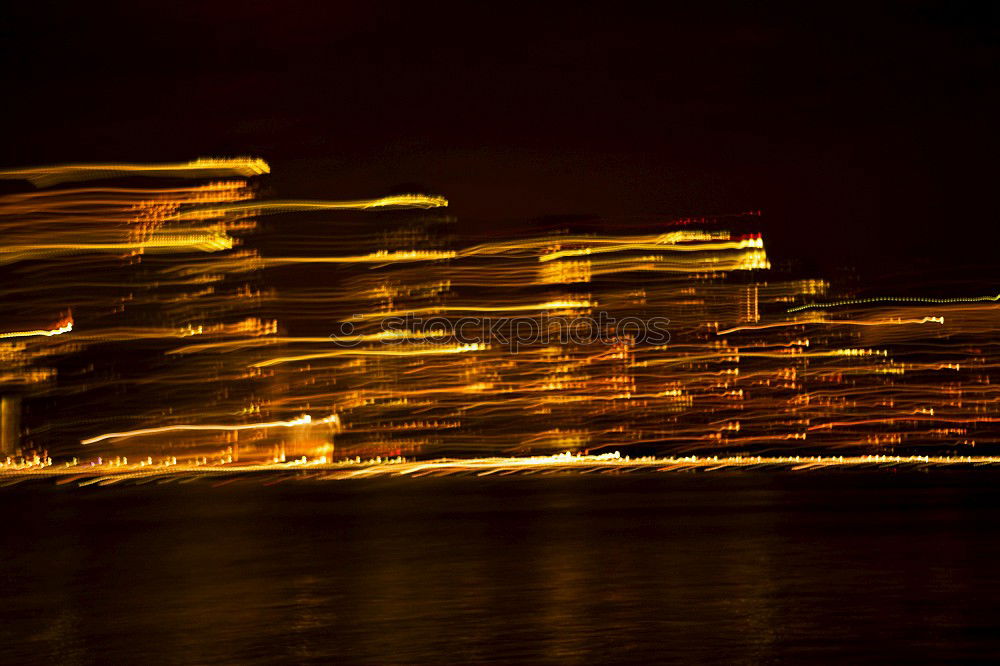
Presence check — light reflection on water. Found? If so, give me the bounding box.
[2,473,998,664]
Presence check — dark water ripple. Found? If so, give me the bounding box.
[2,472,999,664]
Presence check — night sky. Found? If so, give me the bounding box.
[3,1,997,275]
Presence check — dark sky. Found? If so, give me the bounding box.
[2,1,998,275]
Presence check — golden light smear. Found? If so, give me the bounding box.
[170,195,448,220]
[2,157,999,465]
[81,414,339,445]
[7,453,1000,483]
[251,343,487,368]
[0,157,270,187]
[0,318,73,339]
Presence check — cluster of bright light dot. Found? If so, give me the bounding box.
[788,293,1000,313]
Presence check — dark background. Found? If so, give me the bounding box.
[2,1,997,277]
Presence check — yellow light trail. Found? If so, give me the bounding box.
[9,453,1000,484]
[537,236,764,262]
[716,316,945,335]
[81,414,339,445]
[0,319,73,339]
[166,330,451,354]
[0,235,234,257]
[345,300,596,320]
[0,157,270,187]
[170,195,448,220]
[251,343,487,368]
[788,293,1000,313]
[261,250,456,265]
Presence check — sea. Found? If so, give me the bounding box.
[2,472,999,663]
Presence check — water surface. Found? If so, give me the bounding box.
[2,472,998,663]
